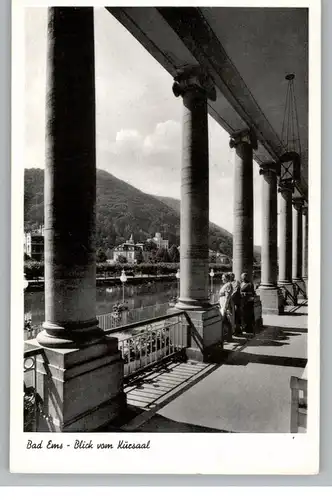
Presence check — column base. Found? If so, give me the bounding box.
[25,336,126,432]
[257,285,284,315]
[171,306,222,362]
[175,297,212,311]
[253,295,263,328]
[278,281,297,306]
[37,319,105,349]
[293,279,307,300]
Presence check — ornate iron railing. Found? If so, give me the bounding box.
[97,302,170,331]
[105,311,189,379]
[25,302,172,339]
[24,346,49,431]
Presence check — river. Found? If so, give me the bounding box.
[25,272,261,331]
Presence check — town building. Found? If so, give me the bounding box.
[24,226,44,261]
[217,253,232,265]
[112,234,143,264]
[151,232,169,250]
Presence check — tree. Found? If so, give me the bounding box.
[136,249,144,264]
[209,253,216,263]
[96,247,107,263]
[117,255,127,264]
[155,247,170,263]
[105,248,114,260]
[168,244,180,263]
[145,240,158,252]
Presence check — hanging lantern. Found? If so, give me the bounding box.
[279,74,302,187]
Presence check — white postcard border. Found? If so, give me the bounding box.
[10,0,321,475]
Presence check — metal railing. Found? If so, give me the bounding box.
[24,346,47,431]
[279,284,298,306]
[105,311,189,379]
[25,302,172,339]
[293,281,307,300]
[97,302,170,331]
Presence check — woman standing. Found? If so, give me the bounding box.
[240,272,256,336]
[229,272,241,334]
[219,273,234,340]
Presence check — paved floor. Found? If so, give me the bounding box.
[122,301,307,433]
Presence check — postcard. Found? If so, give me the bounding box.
[11,0,320,474]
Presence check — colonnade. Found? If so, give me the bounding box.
[31,8,308,429]
[172,66,308,316]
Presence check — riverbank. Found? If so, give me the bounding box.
[26,273,208,291]
[26,269,261,291]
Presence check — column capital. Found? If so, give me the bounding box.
[172,65,216,101]
[292,197,305,211]
[229,128,258,150]
[302,205,308,216]
[259,161,280,176]
[278,179,294,194]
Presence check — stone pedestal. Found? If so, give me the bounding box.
[257,286,284,315]
[27,337,125,432]
[253,295,263,328]
[184,307,223,362]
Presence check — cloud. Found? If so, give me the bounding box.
[143,120,181,155]
[24,7,264,245]
[109,129,144,155]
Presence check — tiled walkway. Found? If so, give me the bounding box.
[121,301,308,433]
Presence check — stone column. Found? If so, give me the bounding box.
[38,7,101,348]
[302,205,308,285]
[230,129,257,282]
[172,66,222,360]
[292,198,306,298]
[257,163,283,314]
[173,67,214,310]
[29,8,125,431]
[230,129,262,328]
[278,180,294,298]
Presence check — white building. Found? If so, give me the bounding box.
[152,232,169,250]
[24,226,44,261]
[112,235,143,264]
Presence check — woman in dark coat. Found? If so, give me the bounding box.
[240,272,255,336]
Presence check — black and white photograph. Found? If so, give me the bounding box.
[11,0,320,474]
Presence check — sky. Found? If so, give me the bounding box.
[25,7,263,244]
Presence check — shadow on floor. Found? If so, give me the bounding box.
[282,312,308,317]
[225,325,304,349]
[279,326,307,334]
[224,350,307,368]
[99,406,232,433]
[134,412,232,433]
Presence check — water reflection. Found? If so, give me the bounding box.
[25,272,261,328]
[24,280,180,327]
